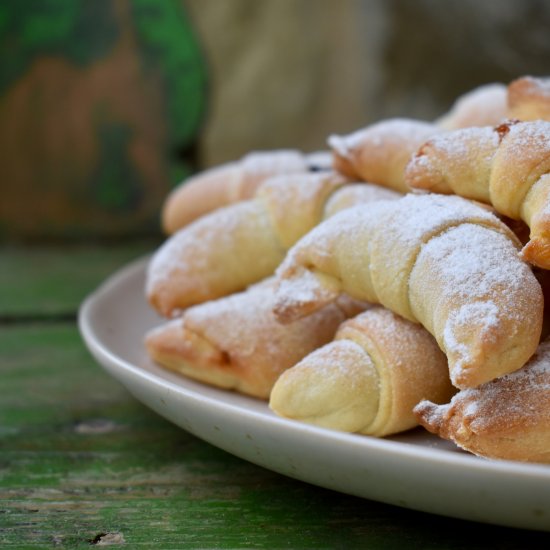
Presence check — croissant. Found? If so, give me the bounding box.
[147,172,400,317]
[414,337,550,463]
[162,149,309,234]
[270,307,455,437]
[145,279,368,399]
[436,82,508,130]
[328,118,442,193]
[405,120,550,268]
[507,76,550,122]
[273,193,543,389]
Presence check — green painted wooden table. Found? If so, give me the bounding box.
[1,243,549,548]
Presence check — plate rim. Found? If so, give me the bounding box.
[78,255,550,482]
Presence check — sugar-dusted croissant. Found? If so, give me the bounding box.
[436,82,508,130]
[405,119,550,269]
[273,193,543,389]
[162,149,309,234]
[507,76,550,122]
[145,279,368,399]
[415,337,550,463]
[270,307,455,437]
[327,118,442,193]
[147,172,400,317]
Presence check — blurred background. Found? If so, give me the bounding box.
[1,0,550,243]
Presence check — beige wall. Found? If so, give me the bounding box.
[185,0,550,167]
[185,0,386,165]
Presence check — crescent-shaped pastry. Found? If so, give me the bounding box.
[270,307,454,437]
[405,119,550,269]
[273,193,543,389]
[147,173,399,317]
[415,337,550,463]
[146,279,368,398]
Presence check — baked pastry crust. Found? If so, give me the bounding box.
[273,193,543,389]
[328,118,441,193]
[270,307,454,436]
[405,119,550,269]
[147,172,399,317]
[436,83,508,130]
[415,337,550,463]
[162,150,308,234]
[507,76,550,122]
[145,279,367,399]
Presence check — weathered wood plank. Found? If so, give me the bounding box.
[1,245,548,546]
[0,242,157,316]
[1,324,549,548]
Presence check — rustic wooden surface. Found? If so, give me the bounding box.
[1,244,549,548]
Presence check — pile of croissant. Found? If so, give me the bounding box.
[144,75,550,464]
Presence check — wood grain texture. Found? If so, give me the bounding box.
[1,245,549,547]
[0,242,156,317]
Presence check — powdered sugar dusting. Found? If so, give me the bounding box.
[323,184,400,218]
[298,339,376,392]
[443,301,500,378]
[241,149,307,176]
[423,126,499,166]
[258,172,341,216]
[413,222,539,383]
[275,194,511,323]
[183,278,349,379]
[327,133,354,158]
[277,202,377,270]
[274,267,332,315]
[520,76,550,96]
[273,203,389,319]
[146,199,282,314]
[380,193,500,251]
[147,203,252,295]
[447,338,550,431]
[437,83,507,129]
[328,118,438,158]
[504,120,550,155]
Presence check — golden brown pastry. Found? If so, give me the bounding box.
[415,337,550,463]
[405,119,550,269]
[507,76,550,122]
[436,83,508,130]
[328,118,442,192]
[270,308,454,437]
[146,172,400,317]
[273,193,543,389]
[145,279,368,399]
[162,149,309,234]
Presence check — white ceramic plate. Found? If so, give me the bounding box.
[79,256,550,532]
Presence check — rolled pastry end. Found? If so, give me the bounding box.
[413,400,452,438]
[161,163,241,234]
[442,298,541,389]
[145,321,232,385]
[269,340,380,434]
[327,134,361,180]
[414,337,550,463]
[520,237,550,269]
[148,200,286,317]
[404,149,449,194]
[507,76,550,122]
[270,308,454,437]
[520,174,550,269]
[145,321,261,397]
[273,266,341,324]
